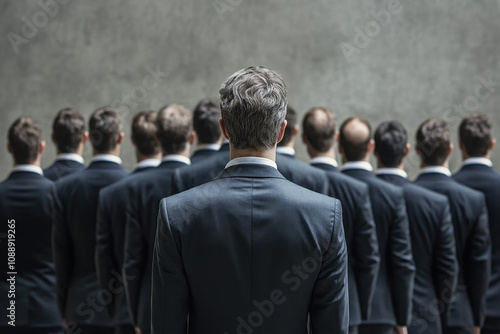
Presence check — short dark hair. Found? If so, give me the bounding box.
[339,116,372,161]
[374,121,408,168]
[416,119,451,166]
[157,104,192,154]
[278,105,297,146]
[459,114,492,157]
[52,108,86,153]
[8,117,43,164]
[88,107,123,152]
[193,99,221,144]
[302,107,336,153]
[132,110,160,156]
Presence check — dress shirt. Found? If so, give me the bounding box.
[310,156,339,168]
[226,157,278,169]
[13,164,44,175]
[162,154,191,165]
[463,157,493,167]
[276,146,296,156]
[56,153,84,164]
[419,166,452,177]
[375,168,408,179]
[342,161,374,172]
[90,154,123,165]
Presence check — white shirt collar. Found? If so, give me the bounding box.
[196,144,221,151]
[226,157,278,170]
[375,168,408,179]
[162,154,191,165]
[463,157,493,167]
[419,166,452,177]
[342,161,374,172]
[136,158,161,170]
[56,153,84,164]
[90,154,122,165]
[276,146,296,156]
[310,157,338,168]
[13,164,43,176]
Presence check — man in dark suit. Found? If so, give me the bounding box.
[374,121,458,334]
[123,104,194,334]
[303,107,380,334]
[339,116,415,334]
[190,98,222,164]
[152,66,348,334]
[44,108,88,181]
[413,118,490,334]
[453,115,500,334]
[53,107,129,334]
[96,110,161,334]
[0,118,63,334]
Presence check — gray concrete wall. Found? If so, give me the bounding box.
[1,0,499,180]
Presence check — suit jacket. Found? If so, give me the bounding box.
[414,172,490,327]
[453,163,500,329]
[53,161,129,326]
[95,166,156,326]
[151,163,348,334]
[276,154,329,194]
[0,171,62,328]
[44,159,85,181]
[311,161,339,173]
[342,168,415,326]
[190,148,219,164]
[378,173,458,334]
[123,160,188,329]
[311,164,379,326]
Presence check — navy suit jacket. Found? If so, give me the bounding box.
[342,168,415,326]
[123,160,188,329]
[275,154,329,194]
[0,171,62,328]
[454,163,500,329]
[414,172,490,327]
[53,161,129,326]
[44,159,85,181]
[378,173,458,334]
[311,161,339,173]
[152,164,348,334]
[190,148,219,164]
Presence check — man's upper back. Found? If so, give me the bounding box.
[44,159,85,181]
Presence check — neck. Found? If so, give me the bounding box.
[15,158,41,167]
[136,151,162,163]
[230,145,276,161]
[278,140,294,149]
[421,161,449,169]
[377,160,404,170]
[163,146,191,158]
[462,152,490,161]
[308,146,335,160]
[93,148,120,157]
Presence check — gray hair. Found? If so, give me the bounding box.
[219,66,287,149]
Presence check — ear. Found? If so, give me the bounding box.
[301,133,309,145]
[448,143,454,157]
[367,139,375,153]
[334,132,339,142]
[415,145,422,156]
[131,134,137,146]
[51,133,56,144]
[490,138,496,152]
[338,142,344,155]
[189,130,195,145]
[116,132,125,145]
[459,140,466,153]
[7,143,13,155]
[404,143,410,157]
[81,131,89,144]
[219,118,230,141]
[292,125,299,138]
[277,120,288,144]
[39,140,46,155]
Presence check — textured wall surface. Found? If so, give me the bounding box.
[1,0,499,180]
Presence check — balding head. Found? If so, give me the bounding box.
[302,107,336,153]
[339,116,373,162]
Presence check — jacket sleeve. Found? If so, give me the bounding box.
[309,200,349,334]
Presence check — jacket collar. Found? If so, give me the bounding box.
[215,163,285,180]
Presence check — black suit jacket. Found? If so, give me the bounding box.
[95,166,156,326]
[342,168,415,326]
[0,171,62,328]
[152,163,348,334]
[123,160,188,329]
[378,173,458,334]
[190,148,219,164]
[275,154,329,194]
[414,172,490,327]
[453,163,500,329]
[53,161,129,326]
[311,164,379,326]
[44,159,85,181]
[311,161,339,173]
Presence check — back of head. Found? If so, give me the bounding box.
[219,66,287,149]
[8,117,42,164]
[277,105,297,147]
[416,118,450,166]
[302,107,336,152]
[52,108,86,153]
[374,121,408,168]
[459,114,492,157]
[157,104,192,154]
[89,107,123,152]
[339,116,372,161]
[132,110,161,156]
[193,98,222,144]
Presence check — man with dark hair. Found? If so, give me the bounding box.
[303,108,380,334]
[44,108,88,181]
[123,104,193,334]
[0,117,63,334]
[339,116,415,334]
[53,107,129,334]
[152,66,348,333]
[414,118,490,334]
[191,98,222,164]
[453,115,500,334]
[96,110,161,334]
[374,121,458,334]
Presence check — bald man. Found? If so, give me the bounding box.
[339,116,415,334]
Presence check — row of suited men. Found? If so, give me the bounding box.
[0,98,498,334]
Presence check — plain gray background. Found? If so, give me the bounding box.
[1,0,499,181]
